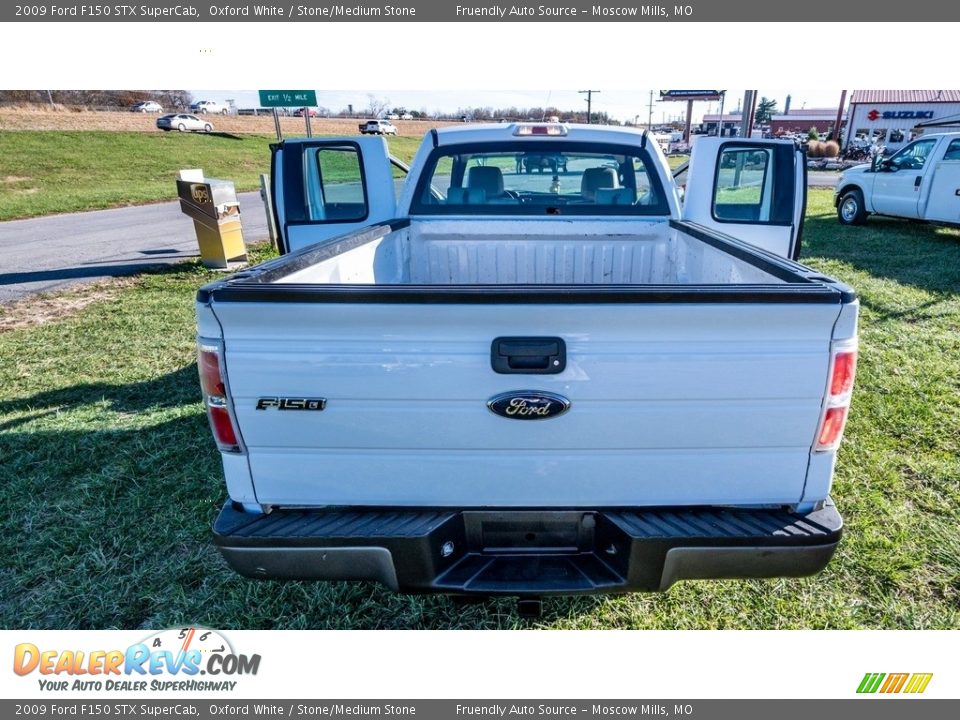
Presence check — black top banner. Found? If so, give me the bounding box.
[4,0,956,22]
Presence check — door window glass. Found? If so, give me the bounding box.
[713,146,773,222]
[943,139,960,161]
[889,139,937,170]
[304,146,368,222]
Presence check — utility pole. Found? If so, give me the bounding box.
[647,90,654,130]
[718,91,726,136]
[740,90,758,137]
[579,89,600,124]
[834,89,847,147]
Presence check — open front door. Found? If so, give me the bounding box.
[272,136,399,254]
[682,137,805,259]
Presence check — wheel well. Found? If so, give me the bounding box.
[835,184,862,208]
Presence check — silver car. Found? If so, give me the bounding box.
[157,113,213,133]
[132,101,163,113]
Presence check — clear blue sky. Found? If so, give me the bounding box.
[192,89,848,123]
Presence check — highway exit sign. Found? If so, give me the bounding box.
[258,90,317,107]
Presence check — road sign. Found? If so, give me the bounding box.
[258,90,317,107]
[660,90,724,102]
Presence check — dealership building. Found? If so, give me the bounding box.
[845,90,960,150]
[769,108,839,137]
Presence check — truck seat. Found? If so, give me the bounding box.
[581,167,620,202]
[594,188,635,205]
[467,166,518,203]
[445,187,487,204]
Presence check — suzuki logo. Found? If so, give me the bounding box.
[487,391,570,420]
[866,108,935,122]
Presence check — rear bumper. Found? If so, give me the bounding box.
[213,501,842,595]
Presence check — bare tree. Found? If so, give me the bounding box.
[365,94,390,118]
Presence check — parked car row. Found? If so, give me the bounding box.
[131,99,228,115]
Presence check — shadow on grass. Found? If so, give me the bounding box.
[207,132,245,141]
[0,259,197,287]
[0,363,200,431]
[0,410,615,629]
[802,210,960,297]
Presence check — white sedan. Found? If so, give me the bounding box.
[132,101,163,113]
[157,113,214,133]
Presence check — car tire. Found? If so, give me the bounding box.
[221,109,227,115]
[204,124,212,133]
[837,189,868,226]
[178,123,186,132]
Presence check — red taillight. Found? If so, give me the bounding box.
[208,404,239,447]
[814,343,857,452]
[829,350,857,397]
[816,406,848,449]
[199,347,226,397]
[198,340,241,453]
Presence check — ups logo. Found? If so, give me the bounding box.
[191,184,210,204]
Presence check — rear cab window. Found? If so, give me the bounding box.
[944,139,960,161]
[410,141,669,216]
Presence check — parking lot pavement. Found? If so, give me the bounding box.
[808,171,840,188]
[0,191,268,303]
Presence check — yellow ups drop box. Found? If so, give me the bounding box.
[176,170,248,270]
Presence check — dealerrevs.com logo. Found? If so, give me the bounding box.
[13,628,260,692]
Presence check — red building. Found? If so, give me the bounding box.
[769,108,840,137]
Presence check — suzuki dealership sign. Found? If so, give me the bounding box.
[851,102,960,128]
[866,108,935,121]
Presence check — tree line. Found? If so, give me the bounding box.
[0,90,193,109]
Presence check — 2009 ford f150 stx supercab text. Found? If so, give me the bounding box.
[196,123,858,599]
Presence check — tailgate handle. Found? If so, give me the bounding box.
[491,337,566,374]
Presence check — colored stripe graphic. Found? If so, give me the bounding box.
[904,673,934,694]
[857,672,932,694]
[857,673,885,693]
[880,673,909,693]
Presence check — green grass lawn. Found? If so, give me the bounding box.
[0,132,422,221]
[1,189,958,629]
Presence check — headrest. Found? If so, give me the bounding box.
[580,167,619,201]
[467,166,505,197]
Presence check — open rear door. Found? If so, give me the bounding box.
[682,137,805,259]
[272,136,399,254]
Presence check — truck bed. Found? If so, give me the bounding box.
[265,219,786,286]
[198,219,855,509]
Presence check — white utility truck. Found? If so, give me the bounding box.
[196,124,858,605]
[836,132,960,226]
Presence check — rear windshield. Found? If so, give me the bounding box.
[411,141,670,216]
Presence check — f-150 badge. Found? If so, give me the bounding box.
[256,397,327,411]
[488,391,570,420]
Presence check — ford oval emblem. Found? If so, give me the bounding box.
[488,391,570,420]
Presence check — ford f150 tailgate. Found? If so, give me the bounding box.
[205,295,845,508]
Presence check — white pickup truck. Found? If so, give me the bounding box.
[836,132,960,226]
[197,123,858,603]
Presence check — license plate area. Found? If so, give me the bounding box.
[463,511,596,554]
